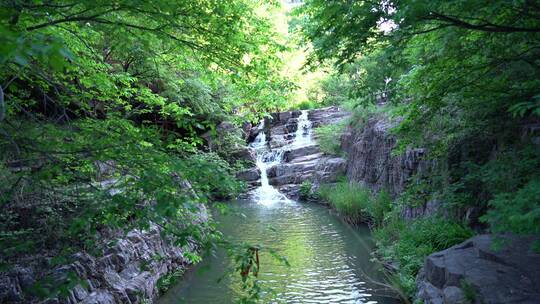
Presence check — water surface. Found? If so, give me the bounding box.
[159,199,394,303]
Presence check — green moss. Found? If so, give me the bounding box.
[299,180,314,200]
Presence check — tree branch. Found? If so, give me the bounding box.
[428,12,540,33]
[25,8,118,31]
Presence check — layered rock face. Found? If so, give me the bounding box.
[240,106,349,199]
[341,115,449,221]
[341,116,430,199]
[338,112,540,304]
[0,217,205,304]
[416,235,540,304]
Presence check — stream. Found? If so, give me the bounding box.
[159,111,395,303]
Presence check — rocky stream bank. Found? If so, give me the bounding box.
[238,107,540,304]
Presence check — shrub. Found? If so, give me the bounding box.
[318,181,371,222]
[367,189,393,226]
[318,182,395,226]
[481,178,540,250]
[299,181,313,200]
[314,123,345,155]
[290,100,319,110]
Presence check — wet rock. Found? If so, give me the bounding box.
[241,121,252,140]
[266,165,277,178]
[277,184,301,200]
[236,168,261,182]
[269,173,312,186]
[279,112,292,121]
[247,127,261,143]
[312,157,347,186]
[230,147,256,165]
[283,145,320,162]
[416,234,540,304]
[269,138,289,149]
[285,121,298,133]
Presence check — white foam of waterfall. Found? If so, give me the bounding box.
[249,111,314,205]
[249,121,289,205]
[292,110,313,147]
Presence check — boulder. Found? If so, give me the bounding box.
[247,127,261,143]
[230,147,256,165]
[241,121,252,140]
[277,184,302,200]
[283,145,320,162]
[416,234,540,304]
[312,157,347,186]
[236,168,261,182]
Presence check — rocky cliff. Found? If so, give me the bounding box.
[337,111,540,304]
[0,213,206,304]
[340,115,441,220]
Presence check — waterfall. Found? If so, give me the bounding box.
[249,110,313,205]
[292,110,313,147]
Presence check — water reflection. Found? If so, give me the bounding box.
[158,200,396,304]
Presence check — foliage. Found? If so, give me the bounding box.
[289,100,318,110]
[374,216,474,298]
[0,0,293,133]
[207,124,248,167]
[461,279,477,304]
[369,189,393,226]
[318,181,394,226]
[346,103,387,130]
[226,242,290,303]
[298,0,540,252]
[319,182,371,222]
[482,179,540,250]
[0,0,294,301]
[298,0,540,299]
[314,123,345,155]
[0,118,242,263]
[299,180,314,200]
[297,0,540,153]
[157,268,185,294]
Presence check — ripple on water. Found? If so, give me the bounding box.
[158,200,396,304]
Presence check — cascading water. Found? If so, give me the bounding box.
[249,110,313,205]
[249,120,289,205]
[292,110,313,147]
